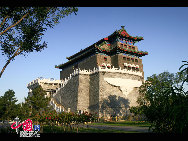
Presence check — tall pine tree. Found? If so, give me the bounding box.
[0,89,18,120]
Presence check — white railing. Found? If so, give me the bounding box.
[98,66,143,77]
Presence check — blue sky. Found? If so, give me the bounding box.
[0,7,188,103]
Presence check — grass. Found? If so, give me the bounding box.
[77,128,141,133]
[90,120,151,127]
[0,121,150,134]
[42,125,141,133]
[41,121,150,133]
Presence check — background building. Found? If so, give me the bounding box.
[27,77,64,98]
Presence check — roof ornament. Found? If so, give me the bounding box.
[121,26,125,29]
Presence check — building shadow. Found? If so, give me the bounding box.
[100,95,130,117]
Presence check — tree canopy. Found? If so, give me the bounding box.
[130,62,188,133]
[25,85,51,117]
[0,89,18,120]
[0,86,52,121]
[0,7,78,78]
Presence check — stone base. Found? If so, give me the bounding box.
[53,68,143,118]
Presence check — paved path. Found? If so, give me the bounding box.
[81,124,151,133]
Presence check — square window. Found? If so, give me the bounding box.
[127,57,130,61]
[123,57,126,60]
[104,57,107,61]
[135,59,138,62]
[131,58,134,62]
[124,66,127,69]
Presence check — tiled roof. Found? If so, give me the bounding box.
[66,26,144,61]
[55,26,146,69]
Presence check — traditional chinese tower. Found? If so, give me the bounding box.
[53,26,148,118]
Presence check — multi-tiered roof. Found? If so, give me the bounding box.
[56,26,148,69]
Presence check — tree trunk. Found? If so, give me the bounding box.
[0,47,22,78]
[0,55,14,78]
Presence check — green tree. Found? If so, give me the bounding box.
[0,89,18,120]
[0,7,78,78]
[25,86,51,118]
[16,101,30,121]
[130,70,188,133]
[179,61,188,89]
[0,95,5,120]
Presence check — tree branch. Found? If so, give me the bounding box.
[0,12,29,36]
[0,15,9,28]
[0,47,23,78]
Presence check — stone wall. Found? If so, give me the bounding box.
[98,71,143,117]
[54,75,79,112]
[77,74,90,111]
[55,66,144,117]
[89,73,100,115]
[99,72,124,117]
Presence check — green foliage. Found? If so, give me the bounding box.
[0,89,18,120]
[57,111,97,126]
[179,61,188,89]
[0,7,78,78]
[31,110,97,132]
[130,67,188,133]
[16,102,30,121]
[0,87,97,133]
[24,85,51,117]
[0,86,52,121]
[0,7,78,58]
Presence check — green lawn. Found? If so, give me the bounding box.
[77,128,141,133]
[90,120,151,127]
[42,124,142,133]
[41,121,150,133]
[0,121,149,133]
